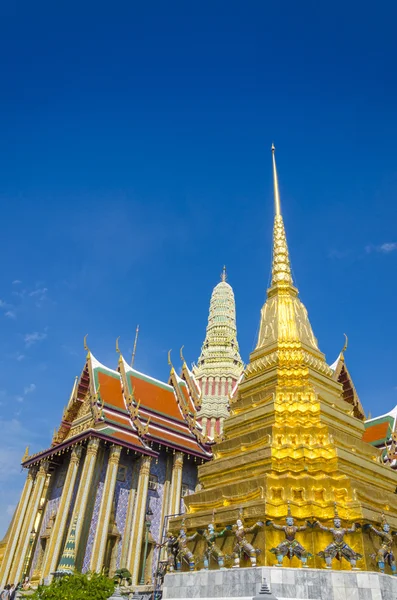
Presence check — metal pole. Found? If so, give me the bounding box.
[140,521,150,585]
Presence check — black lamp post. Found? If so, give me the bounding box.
[139,507,153,585]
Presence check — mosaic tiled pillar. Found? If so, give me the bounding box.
[120,461,139,568]
[90,444,122,573]
[159,454,173,560]
[0,466,37,588]
[169,452,184,516]
[41,445,83,580]
[10,461,50,584]
[127,455,152,585]
[59,437,100,565]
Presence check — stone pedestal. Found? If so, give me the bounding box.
[163,566,397,600]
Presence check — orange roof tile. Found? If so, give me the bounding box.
[128,372,184,422]
[362,421,391,444]
[96,370,126,412]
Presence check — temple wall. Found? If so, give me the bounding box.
[148,452,167,579]
[30,460,66,577]
[114,451,134,570]
[180,459,197,514]
[82,449,109,571]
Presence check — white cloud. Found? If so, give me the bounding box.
[12,280,22,285]
[24,331,47,347]
[5,310,16,319]
[29,287,48,297]
[366,242,397,254]
[379,242,397,253]
[16,354,25,362]
[23,383,36,395]
[15,396,24,403]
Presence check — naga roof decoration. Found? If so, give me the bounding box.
[22,348,211,468]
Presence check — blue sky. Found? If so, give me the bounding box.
[0,1,397,535]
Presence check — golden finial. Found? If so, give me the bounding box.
[83,334,90,356]
[116,336,120,354]
[334,502,339,518]
[130,325,140,367]
[180,345,185,364]
[272,143,281,216]
[270,144,294,288]
[22,446,29,461]
[168,349,173,368]
[221,265,227,282]
[287,500,292,518]
[212,508,216,524]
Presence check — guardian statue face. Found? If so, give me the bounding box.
[180,528,186,536]
[334,518,341,528]
[286,517,294,526]
[208,524,214,533]
[383,523,390,533]
[236,519,243,528]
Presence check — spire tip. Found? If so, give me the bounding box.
[221,265,227,282]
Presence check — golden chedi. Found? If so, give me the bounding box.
[172,145,397,572]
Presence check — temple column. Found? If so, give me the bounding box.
[10,461,50,584]
[220,417,225,433]
[210,417,216,439]
[214,376,220,397]
[0,466,37,588]
[63,438,100,556]
[120,461,139,568]
[159,455,173,559]
[41,445,83,580]
[90,444,122,573]
[127,455,152,585]
[169,452,184,516]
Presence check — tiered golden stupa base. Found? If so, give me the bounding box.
[171,385,397,574]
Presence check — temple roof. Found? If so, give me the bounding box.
[363,405,397,446]
[329,351,365,420]
[22,348,211,467]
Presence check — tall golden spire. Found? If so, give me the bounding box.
[270,144,294,288]
[252,144,325,366]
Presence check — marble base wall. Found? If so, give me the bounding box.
[163,566,397,600]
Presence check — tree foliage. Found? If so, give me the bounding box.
[114,568,131,585]
[27,572,115,600]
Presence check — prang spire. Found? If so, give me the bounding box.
[270,144,294,288]
[192,270,244,435]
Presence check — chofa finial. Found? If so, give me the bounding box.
[130,325,140,367]
[116,336,120,354]
[84,334,90,355]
